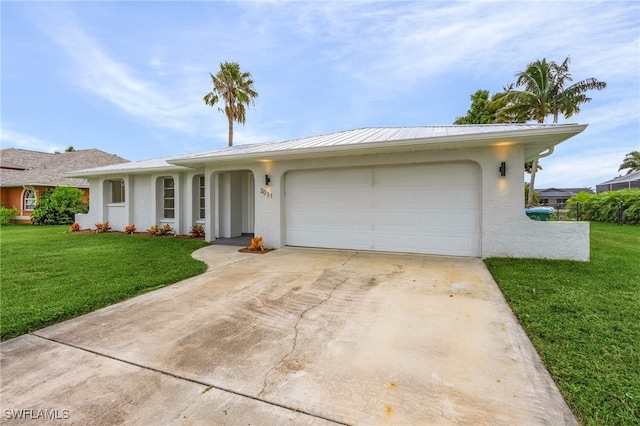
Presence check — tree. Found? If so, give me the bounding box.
[524,182,539,206]
[65,146,76,152]
[493,56,606,206]
[454,90,497,124]
[203,62,258,147]
[455,89,541,199]
[619,151,640,175]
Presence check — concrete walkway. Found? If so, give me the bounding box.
[0,246,577,425]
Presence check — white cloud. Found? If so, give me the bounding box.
[32,7,207,135]
[8,0,637,173]
[1,127,64,153]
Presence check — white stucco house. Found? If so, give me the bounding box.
[66,124,590,261]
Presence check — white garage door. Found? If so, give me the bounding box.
[285,163,481,256]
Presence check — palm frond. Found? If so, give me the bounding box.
[203,61,259,146]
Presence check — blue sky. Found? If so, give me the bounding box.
[2,1,639,188]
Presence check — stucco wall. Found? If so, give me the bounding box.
[246,144,589,261]
[77,144,589,261]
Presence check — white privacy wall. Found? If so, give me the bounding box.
[478,143,590,261]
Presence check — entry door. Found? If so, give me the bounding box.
[285,163,481,256]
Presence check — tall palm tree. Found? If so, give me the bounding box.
[494,57,606,206]
[619,151,640,174]
[203,62,258,147]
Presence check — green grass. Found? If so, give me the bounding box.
[1,225,209,341]
[485,222,640,425]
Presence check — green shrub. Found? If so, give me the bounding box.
[31,187,88,225]
[566,188,640,224]
[0,205,19,225]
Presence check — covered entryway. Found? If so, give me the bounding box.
[285,162,481,256]
[212,170,255,239]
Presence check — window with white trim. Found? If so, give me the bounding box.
[198,175,205,219]
[163,177,175,219]
[110,179,125,203]
[24,188,37,210]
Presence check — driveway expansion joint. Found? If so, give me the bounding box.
[30,333,348,426]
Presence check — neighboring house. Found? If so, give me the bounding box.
[596,170,640,193]
[0,148,128,223]
[67,124,591,261]
[537,187,593,209]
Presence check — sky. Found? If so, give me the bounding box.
[2,1,639,189]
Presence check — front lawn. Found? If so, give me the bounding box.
[0,225,209,341]
[485,222,640,425]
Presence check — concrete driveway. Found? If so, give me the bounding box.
[1,246,576,425]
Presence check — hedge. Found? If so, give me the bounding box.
[566,188,640,225]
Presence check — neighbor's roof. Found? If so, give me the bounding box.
[537,188,593,197]
[65,124,587,177]
[596,170,640,186]
[0,148,128,188]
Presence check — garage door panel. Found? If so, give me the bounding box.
[287,227,372,250]
[285,163,480,256]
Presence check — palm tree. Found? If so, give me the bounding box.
[203,62,258,147]
[619,151,640,175]
[494,57,606,206]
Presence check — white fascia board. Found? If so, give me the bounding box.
[63,164,195,179]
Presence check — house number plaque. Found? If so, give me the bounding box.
[260,188,273,199]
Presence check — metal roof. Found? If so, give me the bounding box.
[596,170,640,185]
[64,156,194,175]
[172,124,584,163]
[65,124,587,177]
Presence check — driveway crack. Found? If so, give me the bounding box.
[32,334,348,425]
[258,251,358,397]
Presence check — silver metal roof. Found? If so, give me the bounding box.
[596,170,640,185]
[65,124,587,177]
[174,124,576,162]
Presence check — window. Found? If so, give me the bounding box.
[198,175,205,219]
[24,188,37,210]
[110,179,125,203]
[163,177,175,219]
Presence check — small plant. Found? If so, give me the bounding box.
[69,222,81,232]
[147,224,173,236]
[94,222,111,233]
[190,224,205,238]
[248,236,265,252]
[0,205,19,225]
[124,224,136,234]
